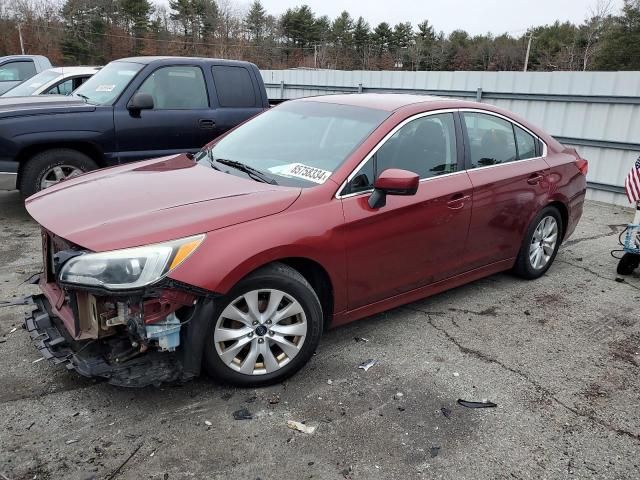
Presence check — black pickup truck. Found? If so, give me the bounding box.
[0,56,270,196]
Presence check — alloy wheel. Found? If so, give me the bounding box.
[529,216,558,270]
[40,165,83,189]
[213,289,307,375]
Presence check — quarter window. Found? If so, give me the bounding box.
[348,113,458,193]
[463,112,517,168]
[514,125,537,160]
[137,66,208,109]
[211,65,257,108]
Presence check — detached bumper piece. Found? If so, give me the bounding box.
[24,294,182,387]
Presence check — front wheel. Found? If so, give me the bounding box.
[204,263,323,387]
[513,206,564,279]
[20,148,99,197]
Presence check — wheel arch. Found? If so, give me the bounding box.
[16,142,105,186]
[218,255,337,331]
[546,199,569,241]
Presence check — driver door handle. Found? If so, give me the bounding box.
[447,193,471,210]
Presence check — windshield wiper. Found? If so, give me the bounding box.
[214,158,278,185]
[74,93,97,105]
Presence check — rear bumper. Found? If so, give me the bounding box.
[564,188,587,241]
[24,294,182,387]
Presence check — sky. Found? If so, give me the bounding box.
[257,0,625,36]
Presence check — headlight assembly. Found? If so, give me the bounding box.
[58,235,204,290]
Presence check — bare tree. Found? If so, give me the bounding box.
[582,0,614,70]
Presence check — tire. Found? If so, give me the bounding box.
[617,253,640,275]
[204,263,323,387]
[20,148,99,197]
[513,206,564,279]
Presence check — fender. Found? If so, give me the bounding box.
[168,198,349,313]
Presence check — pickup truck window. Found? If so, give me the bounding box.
[211,65,256,108]
[0,61,36,82]
[73,61,143,105]
[137,66,208,109]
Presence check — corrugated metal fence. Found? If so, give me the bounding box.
[260,69,640,206]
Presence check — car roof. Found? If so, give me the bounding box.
[47,66,101,75]
[0,55,49,62]
[115,56,256,67]
[296,93,464,112]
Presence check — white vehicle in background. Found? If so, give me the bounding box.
[1,66,100,97]
[0,55,52,95]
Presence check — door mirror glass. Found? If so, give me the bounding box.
[127,92,154,113]
[369,168,419,209]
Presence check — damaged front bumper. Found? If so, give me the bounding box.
[20,229,220,387]
[25,294,182,387]
[23,289,217,388]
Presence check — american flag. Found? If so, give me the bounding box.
[625,156,640,204]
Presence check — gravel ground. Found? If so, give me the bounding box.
[0,190,638,480]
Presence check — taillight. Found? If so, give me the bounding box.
[575,158,588,176]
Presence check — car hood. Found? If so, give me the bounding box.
[0,95,95,118]
[26,155,302,251]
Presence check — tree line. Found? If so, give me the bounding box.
[1,0,639,71]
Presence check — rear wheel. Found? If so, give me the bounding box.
[20,148,98,197]
[513,206,563,279]
[204,263,323,387]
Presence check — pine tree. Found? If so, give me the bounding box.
[371,22,392,55]
[60,0,109,64]
[245,0,266,42]
[118,0,152,55]
[280,5,318,48]
[331,11,354,47]
[353,16,370,68]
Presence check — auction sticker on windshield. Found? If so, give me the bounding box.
[95,85,116,92]
[269,163,332,184]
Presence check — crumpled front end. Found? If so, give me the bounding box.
[23,229,218,387]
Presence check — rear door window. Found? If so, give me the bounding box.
[137,66,208,109]
[45,79,74,95]
[463,112,517,168]
[0,61,36,81]
[211,65,257,108]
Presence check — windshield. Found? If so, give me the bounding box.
[2,70,60,97]
[198,101,389,187]
[72,61,143,105]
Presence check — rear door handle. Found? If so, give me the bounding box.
[447,193,471,210]
[527,174,544,185]
[527,169,549,185]
[199,119,215,129]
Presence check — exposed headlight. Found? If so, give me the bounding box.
[58,235,205,290]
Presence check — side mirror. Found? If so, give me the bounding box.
[368,168,419,209]
[127,92,154,115]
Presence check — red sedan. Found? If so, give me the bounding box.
[24,94,587,387]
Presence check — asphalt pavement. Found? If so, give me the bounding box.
[0,190,638,480]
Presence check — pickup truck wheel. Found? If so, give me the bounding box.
[20,149,98,197]
[204,263,323,387]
